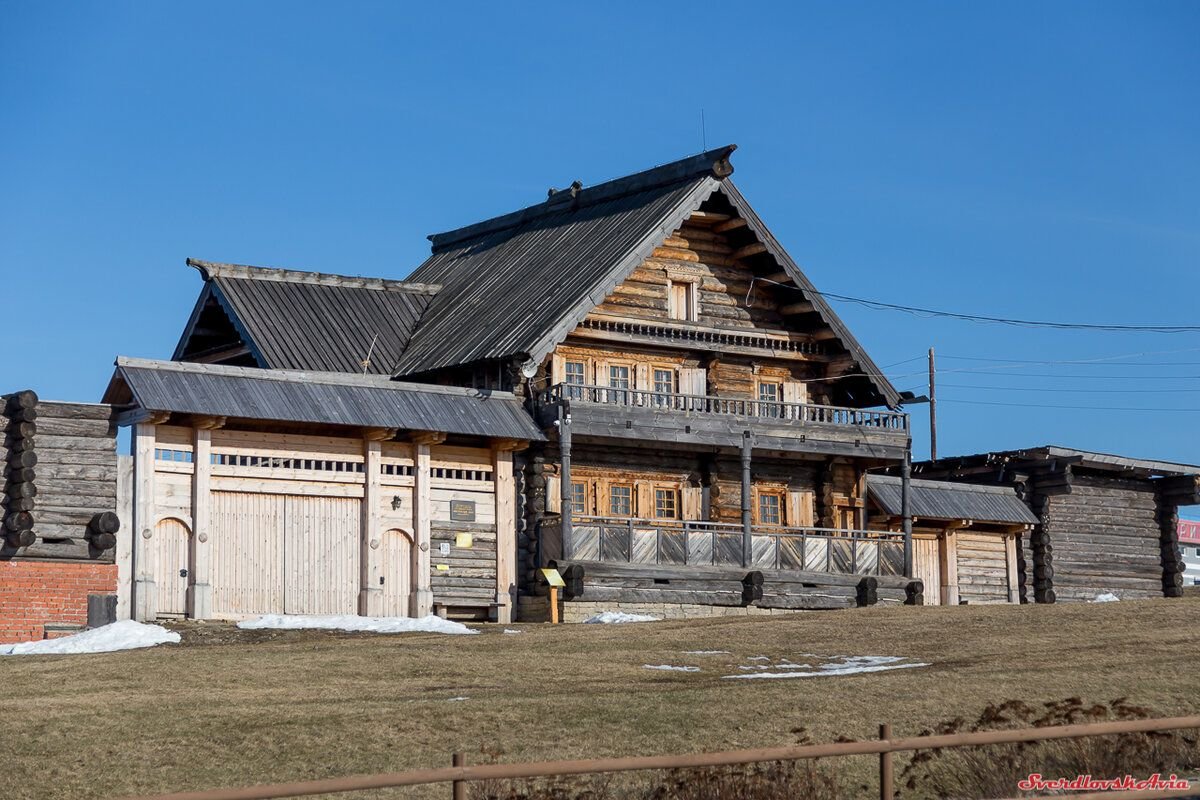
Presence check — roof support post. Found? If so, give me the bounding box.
[558,405,573,561]
[741,431,753,568]
[187,425,214,620]
[359,433,386,617]
[492,439,527,625]
[132,423,157,623]
[411,431,446,618]
[901,446,913,578]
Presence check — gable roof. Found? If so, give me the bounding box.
[916,446,1200,480]
[104,357,544,441]
[173,259,440,374]
[394,146,901,408]
[867,474,1038,525]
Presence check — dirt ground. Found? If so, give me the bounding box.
[2,598,1198,799]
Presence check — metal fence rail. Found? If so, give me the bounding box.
[118,715,1200,800]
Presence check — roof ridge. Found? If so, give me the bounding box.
[185,258,441,295]
[114,356,521,400]
[427,144,737,252]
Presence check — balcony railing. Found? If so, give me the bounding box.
[544,383,908,431]
[543,514,905,577]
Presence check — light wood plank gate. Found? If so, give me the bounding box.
[210,491,360,617]
[153,518,191,617]
[912,536,941,607]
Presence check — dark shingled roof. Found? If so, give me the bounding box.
[867,474,1038,525]
[174,260,440,374]
[394,145,901,408]
[104,358,545,441]
[915,446,1200,479]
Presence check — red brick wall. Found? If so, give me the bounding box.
[0,560,117,643]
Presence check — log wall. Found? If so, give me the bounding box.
[1044,475,1165,601]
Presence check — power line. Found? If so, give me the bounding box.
[942,398,1200,413]
[747,278,1200,333]
[937,383,1200,394]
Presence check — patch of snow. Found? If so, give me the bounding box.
[643,664,701,672]
[747,655,770,661]
[447,696,469,702]
[1093,592,1120,603]
[236,614,477,635]
[0,621,180,656]
[582,611,660,624]
[503,628,523,634]
[722,656,928,680]
[683,650,730,655]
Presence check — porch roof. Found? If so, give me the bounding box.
[867,474,1038,525]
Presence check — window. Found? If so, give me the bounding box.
[609,484,633,516]
[652,368,675,407]
[758,381,782,418]
[668,280,697,321]
[564,360,586,399]
[607,364,631,404]
[758,492,783,526]
[570,481,586,515]
[654,487,679,519]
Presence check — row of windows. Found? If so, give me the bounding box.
[568,480,788,526]
[157,450,491,481]
[564,359,790,403]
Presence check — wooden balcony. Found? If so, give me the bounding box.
[540,514,906,577]
[539,383,909,458]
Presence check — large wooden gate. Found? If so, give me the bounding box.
[210,492,359,617]
[380,528,414,616]
[153,518,190,617]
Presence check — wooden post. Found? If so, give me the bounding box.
[492,439,525,625]
[549,585,560,624]
[115,453,134,621]
[452,752,466,800]
[559,405,573,560]
[360,430,392,617]
[878,723,893,800]
[940,527,960,606]
[412,432,445,618]
[741,430,752,568]
[928,347,937,462]
[188,424,215,619]
[132,422,157,622]
[901,448,913,578]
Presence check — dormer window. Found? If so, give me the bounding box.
[668,278,698,322]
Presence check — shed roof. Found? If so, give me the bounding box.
[867,474,1038,525]
[916,446,1200,479]
[174,260,440,374]
[395,146,901,408]
[103,357,544,441]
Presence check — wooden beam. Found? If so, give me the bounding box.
[812,329,839,342]
[188,427,213,619]
[687,211,731,225]
[411,431,448,446]
[713,217,748,234]
[412,439,434,617]
[132,423,157,622]
[493,445,516,624]
[766,271,793,283]
[780,301,815,316]
[491,438,529,453]
[192,415,227,431]
[732,242,767,260]
[363,427,398,442]
[360,436,384,616]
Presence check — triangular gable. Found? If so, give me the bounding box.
[397,146,900,408]
[173,259,439,374]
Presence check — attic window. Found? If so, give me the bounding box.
[668,278,697,322]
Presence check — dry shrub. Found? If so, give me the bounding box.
[470,761,842,800]
[898,697,1200,799]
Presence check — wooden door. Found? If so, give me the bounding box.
[913,537,942,606]
[210,492,286,617]
[284,495,360,615]
[956,533,1011,604]
[380,528,414,617]
[153,518,190,616]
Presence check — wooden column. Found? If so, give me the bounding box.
[558,406,573,560]
[360,429,394,617]
[939,524,961,606]
[115,453,134,621]
[187,419,222,620]
[1005,529,1023,604]
[132,422,158,622]
[900,446,913,577]
[741,430,753,568]
[411,431,445,618]
[492,439,526,625]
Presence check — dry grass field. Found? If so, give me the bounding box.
[2,598,1199,800]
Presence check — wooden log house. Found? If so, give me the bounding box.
[911,447,1200,603]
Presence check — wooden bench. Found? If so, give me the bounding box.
[434,600,504,622]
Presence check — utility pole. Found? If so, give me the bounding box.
[928,347,938,461]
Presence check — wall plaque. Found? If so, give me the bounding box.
[450,500,476,522]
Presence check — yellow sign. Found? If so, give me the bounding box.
[436,564,450,571]
[541,568,565,588]
[455,533,474,548]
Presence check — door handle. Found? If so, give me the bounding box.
[379,576,385,585]
[179,568,188,578]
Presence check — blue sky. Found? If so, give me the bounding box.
[2,2,1199,476]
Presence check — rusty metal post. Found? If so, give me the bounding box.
[878,723,893,800]
[452,752,466,800]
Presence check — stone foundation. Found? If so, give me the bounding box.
[515,595,800,623]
